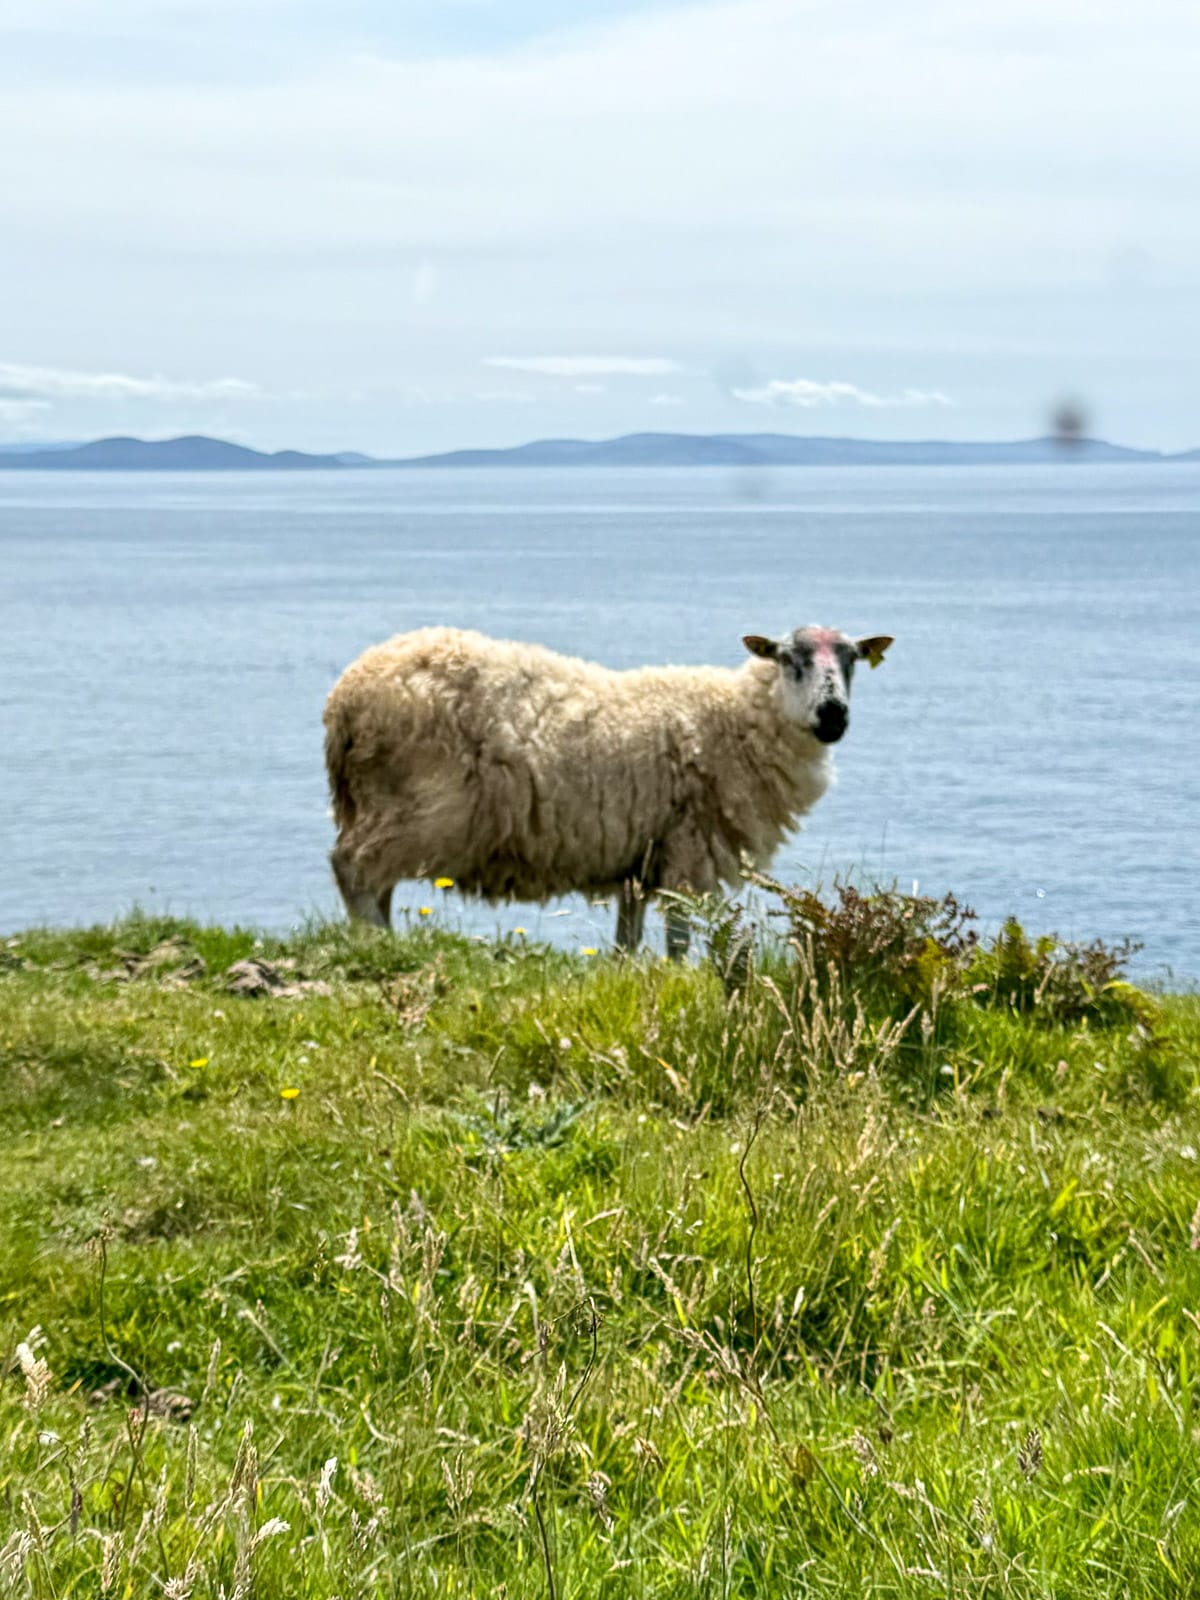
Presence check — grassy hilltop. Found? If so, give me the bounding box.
[2,885,1200,1598]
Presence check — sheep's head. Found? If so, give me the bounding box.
[743,625,893,743]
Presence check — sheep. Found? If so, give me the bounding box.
[323,624,893,955]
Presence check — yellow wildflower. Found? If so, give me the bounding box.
[189,1056,209,1068]
[280,1087,300,1101]
[418,906,433,917]
[581,947,598,956]
[434,876,454,889]
[514,927,527,936]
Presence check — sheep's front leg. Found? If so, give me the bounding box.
[615,882,647,952]
[660,833,713,961]
[665,906,691,961]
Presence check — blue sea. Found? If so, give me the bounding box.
[1,466,1196,978]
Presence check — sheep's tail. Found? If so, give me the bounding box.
[323,700,357,832]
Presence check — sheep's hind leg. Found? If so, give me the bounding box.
[331,844,391,929]
[615,882,647,952]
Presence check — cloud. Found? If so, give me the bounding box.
[731,379,954,410]
[649,392,684,406]
[1,0,1198,449]
[4,0,1191,279]
[483,357,684,378]
[0,362,258,402]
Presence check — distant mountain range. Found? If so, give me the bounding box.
[0,430,1195,471]
[0,435,351,470]
[394,433,1175,467]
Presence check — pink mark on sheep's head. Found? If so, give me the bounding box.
[742,625,894,743]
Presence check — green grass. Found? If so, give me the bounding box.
[1,902,1199,1598]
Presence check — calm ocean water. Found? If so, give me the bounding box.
[1,466,1197,977]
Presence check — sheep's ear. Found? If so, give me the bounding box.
[743,635,779,661]
[856,635,894,669]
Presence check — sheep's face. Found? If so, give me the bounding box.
[743,626,893,744]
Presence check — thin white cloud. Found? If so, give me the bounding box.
[573,382,606,395]
[0,362,258,402]
[732,379,954,410]
[649,392,684,406]
[483,357,683,378]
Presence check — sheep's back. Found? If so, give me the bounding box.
[326,629,719,898]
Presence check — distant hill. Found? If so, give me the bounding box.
[395,432,1170,468]
[0,435,351,470]
[0,430,1195,471]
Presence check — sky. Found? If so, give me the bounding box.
[1,0,1198,454]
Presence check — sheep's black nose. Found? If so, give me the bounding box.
[814,701,848,743]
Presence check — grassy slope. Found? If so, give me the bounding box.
[1,914,1199,1598]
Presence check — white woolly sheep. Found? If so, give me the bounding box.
[323,624,892,954]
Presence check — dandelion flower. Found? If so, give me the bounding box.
[581,947,598,956]
[434,877,454,890]
[280,1087,300,1101]
[418,906,433,917]
[189,1056,209,1069]
[514,926,527,936]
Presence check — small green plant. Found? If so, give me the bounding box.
[760,877,978,1011]
[738,877,1156,1036]
[449,1091,593,1158]
[971,916,1154,1026]
[661,890,756,994]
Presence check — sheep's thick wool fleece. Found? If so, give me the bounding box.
[324,627,832,901]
